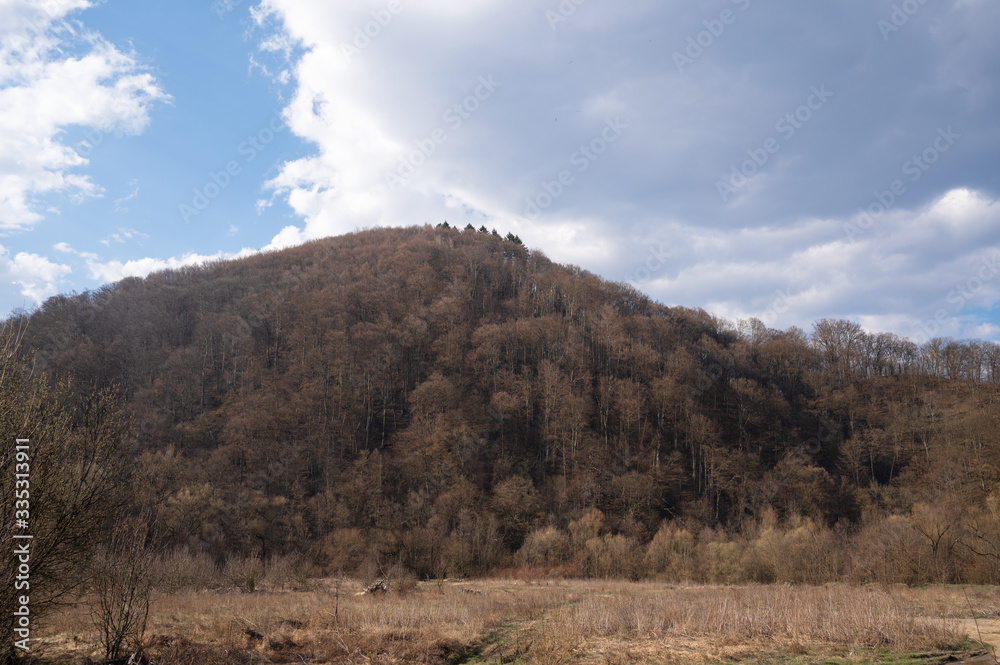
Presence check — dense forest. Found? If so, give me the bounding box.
[10,225,1000,584]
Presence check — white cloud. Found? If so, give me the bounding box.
[52,242,262,290]
[246,0,1000,342]
[112,181,139,213]
[627,188,1000,341]
[100,226,148,246]
[262,224,306,251]
[48,241,97,260]
[0,243,71,304]
[84,248,260,284]
[250,1,538,248]
[0,0,169,229]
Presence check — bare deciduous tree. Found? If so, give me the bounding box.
[1,322,133,664]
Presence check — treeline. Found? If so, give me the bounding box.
[12,225,1000,584]
[809,317,1000,384]
[514,505,1000,585]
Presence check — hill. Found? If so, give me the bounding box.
[15,225,1000,583]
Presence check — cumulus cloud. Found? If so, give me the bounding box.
[49,242,259,291]
[636,188,1000,342]
[83,247,260,284]
[251,0,1000,341]
[100,226,148,246]
[0,0,169,229]
[0,243,71,304]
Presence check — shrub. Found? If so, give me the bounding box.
[644,523,697,581]
[518,526,571,567]
[580,533,640,579]
[849,515,924,584]
[265,553,312,590]
[223,555,265,593]
[152,548,221,592]
[90,518,153,660]
[696,533,741,583]
[321,528,368,575]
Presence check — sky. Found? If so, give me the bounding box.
[1,0,999,344]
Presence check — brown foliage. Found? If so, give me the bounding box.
[10,226,1000,585]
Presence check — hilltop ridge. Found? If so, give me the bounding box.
[16,224,1000,583]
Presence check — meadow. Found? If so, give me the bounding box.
[32,578,1000,665]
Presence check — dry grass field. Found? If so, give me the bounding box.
[31,580,1000,665]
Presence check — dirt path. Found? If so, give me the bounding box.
[955,617,1000,659]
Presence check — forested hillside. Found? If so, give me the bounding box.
[15,225,1000,583]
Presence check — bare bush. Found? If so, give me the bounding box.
[223,555,264,593]
[741,517,845,584]
[152,548,221,592]
[644,523,697,580]
[263,553,312,591]
[849,515,924,584]
[90,517,154,660]
[694,531,741,583]
[384,561,418,594]
[0,324,133,663]
[518,526,571,567]
[319,527,368,575]
[965,492,1000,584]
[580,533,640,579]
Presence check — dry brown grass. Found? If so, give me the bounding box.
[36,580,574,664]
[540,583,968,664]
[888,585,1000,619]
[560,583,961,647]
[31,580,991,665]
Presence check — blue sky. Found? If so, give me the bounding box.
[2,0,999,343]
